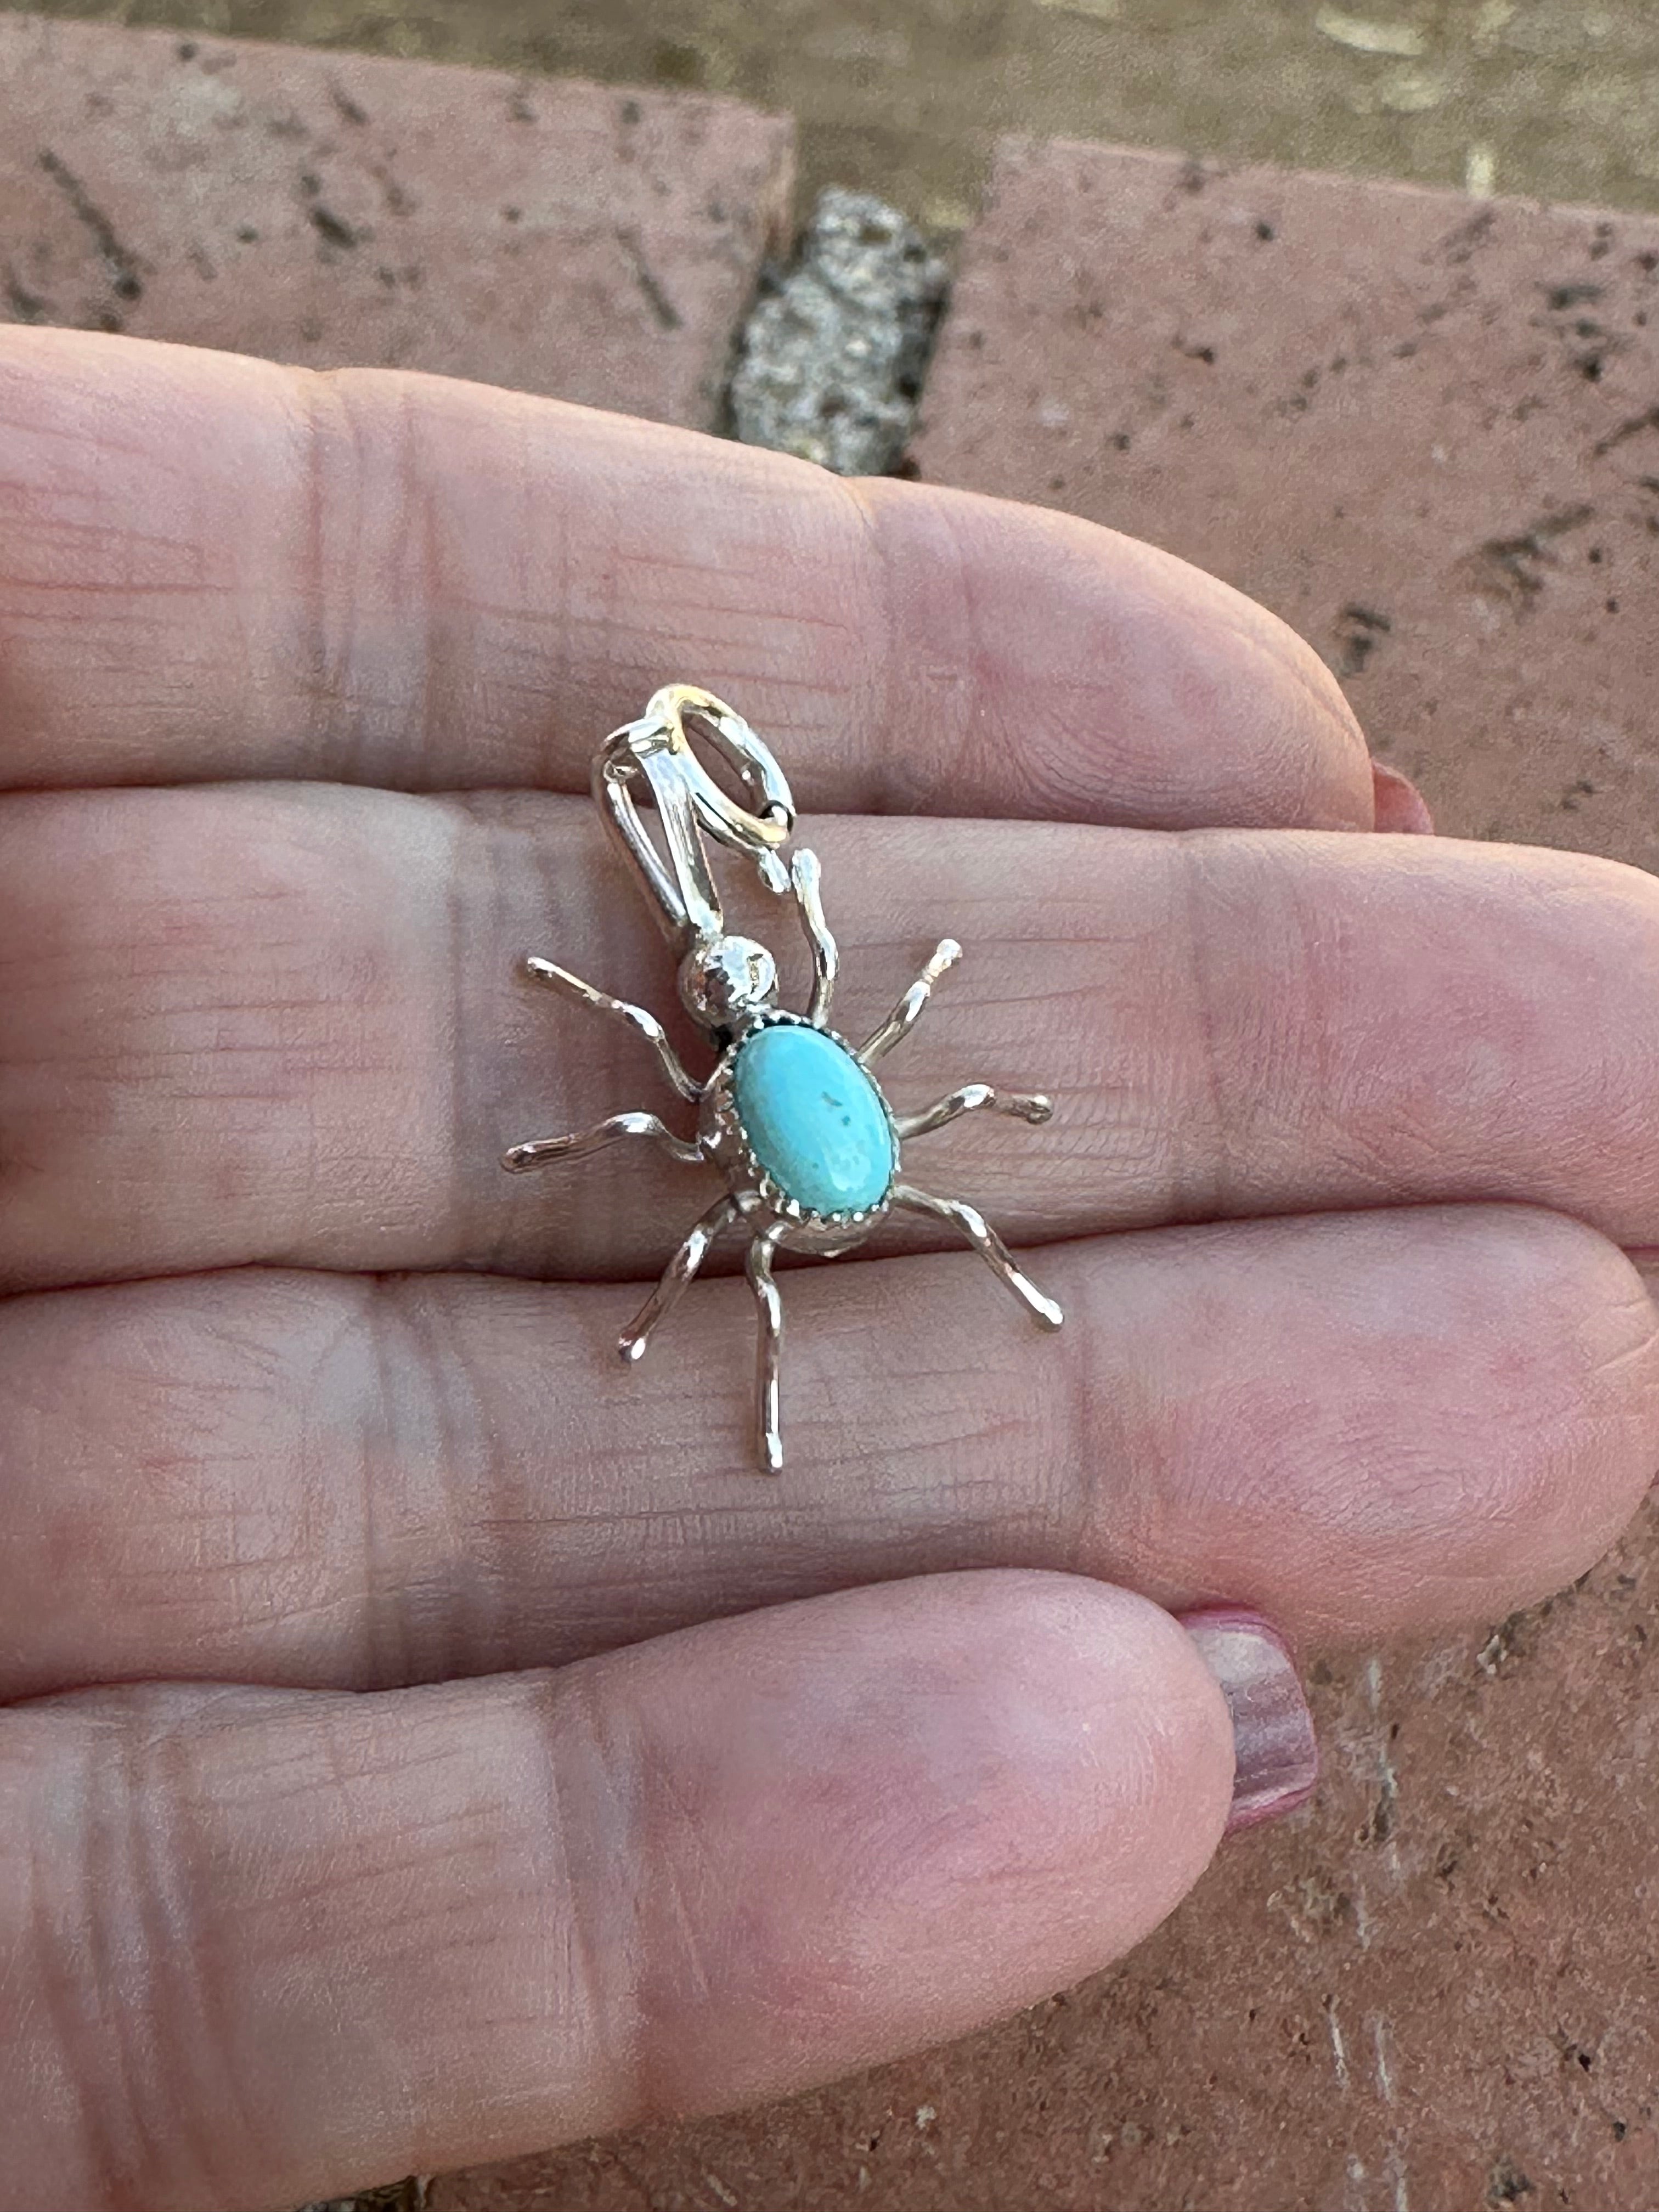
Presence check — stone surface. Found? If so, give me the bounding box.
[297,2187,426,2212]
[433,150,1659,2212]
[0,10,794,428]
[733,1020,894,1216]
[729,184,947,473]
[916,139,1659,876]
[16,0,1659,246]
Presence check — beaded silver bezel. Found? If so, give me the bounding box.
[701,1007,896,1243]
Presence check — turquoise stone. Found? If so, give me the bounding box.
[733,1023,895,1215]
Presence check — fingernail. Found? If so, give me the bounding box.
[1371,760,1436,834]
[1180,1609,1319,1834]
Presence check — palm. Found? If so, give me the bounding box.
[2,325,1655,2212]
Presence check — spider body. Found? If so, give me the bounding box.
[707,1012,896,1243]
[501,684,1062,1472]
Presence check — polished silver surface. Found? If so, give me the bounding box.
[504,682,1062,1472]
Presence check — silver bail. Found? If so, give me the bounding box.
[594,684,795,956]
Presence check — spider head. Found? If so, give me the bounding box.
[679,933,780,1037]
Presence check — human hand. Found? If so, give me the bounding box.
[2,326,1655,2212]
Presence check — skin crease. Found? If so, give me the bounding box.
[0,329,1653,2212]
[4,794,1659,1287]
[0,1207,1651,1697]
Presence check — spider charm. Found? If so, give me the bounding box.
[503,684,1063,1472]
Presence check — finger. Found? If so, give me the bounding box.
[2,1572,1250,2211]
[3,787,1659,1290]
[0,326,1373,829]
[2,1207,1650,1699]
[1371,759,1435,834]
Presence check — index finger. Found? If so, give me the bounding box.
[0,326,1375,827]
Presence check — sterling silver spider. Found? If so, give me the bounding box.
[503,684,1062,1472]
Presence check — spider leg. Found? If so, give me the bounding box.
[619,1195,742,1363]
[893,1083,1053,1141]
[857,939,962,1065]
[501,1111,704,1172]
[889,1182,1064,1330]
[745,1223,788,1474]
[523,955,702,1102]
[788,849,839,1026]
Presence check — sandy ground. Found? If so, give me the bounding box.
[7,0,1658,234]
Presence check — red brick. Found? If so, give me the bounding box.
[435,151,1659,2212]
[0,13,793,428]
[917,140,1659,871]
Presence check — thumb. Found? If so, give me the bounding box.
[2,1570,1314,2212]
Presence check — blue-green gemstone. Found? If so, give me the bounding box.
[732,1023,895,1216]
